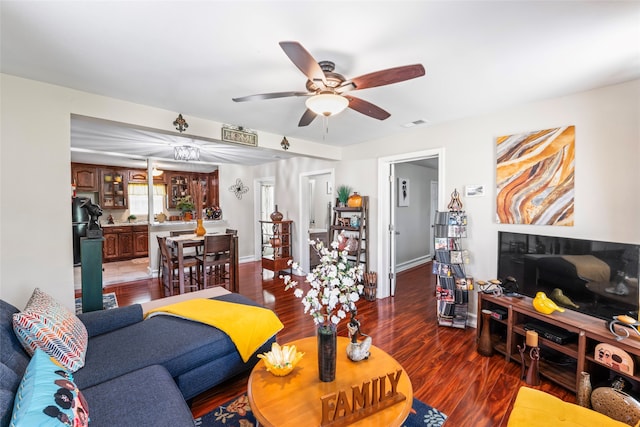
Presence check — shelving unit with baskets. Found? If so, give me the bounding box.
[328,196,369,270]
[433,210,470,328]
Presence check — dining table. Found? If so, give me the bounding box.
[165,232,238,294]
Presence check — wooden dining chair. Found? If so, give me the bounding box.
[157,236,199,296]
[196,234,233,290]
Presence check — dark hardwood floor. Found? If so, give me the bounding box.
[83,261,574,426]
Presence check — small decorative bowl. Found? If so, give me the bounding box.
[258,342,304,377]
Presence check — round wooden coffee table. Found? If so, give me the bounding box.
[247,336,413,427]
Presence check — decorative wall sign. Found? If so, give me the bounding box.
[496,126,575,226]
[397,178,409,207]
[229,178,249,200]
[222,125,258,147]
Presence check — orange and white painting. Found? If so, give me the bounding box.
[496,126,575,226]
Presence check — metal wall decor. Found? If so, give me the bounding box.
[173,114,189,133]
[222,124,258,147]
[229,178,249,199]
[281,136,290,151]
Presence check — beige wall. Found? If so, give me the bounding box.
[0,74,339,309]
[340,79,640,304]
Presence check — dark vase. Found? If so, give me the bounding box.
[317,323,337,382]
[477,309,494,356]
[270,205,283,222]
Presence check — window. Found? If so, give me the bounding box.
[128,184,166,216]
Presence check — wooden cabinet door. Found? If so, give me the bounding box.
[103,233,119,260]
[118,232,134,258]
[133,231,148,256]
[128,170,147,183]
[72,164,98,191]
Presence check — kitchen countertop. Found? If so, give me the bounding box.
[101,221,149,227]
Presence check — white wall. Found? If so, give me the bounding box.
[2,73,638,312]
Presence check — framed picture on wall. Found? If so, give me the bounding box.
[398,177,410,207]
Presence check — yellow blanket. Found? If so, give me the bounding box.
[145,299,283,362]
[562,255,610,283]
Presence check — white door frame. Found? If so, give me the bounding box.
[254,176,275,261]
[377,148,445,298]
[298,168,334,274]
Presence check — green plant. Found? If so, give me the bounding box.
[176,195,195,212]
[337,185,352,204]
[127,214,137,223]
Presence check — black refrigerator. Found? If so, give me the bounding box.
[72,197,90,266]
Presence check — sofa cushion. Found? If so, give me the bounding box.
[508,386,635,427]
[12,289,88,372]
[10,348,89,427]
[81,365,194,427]
[73,293,270,391]
[0,300,30,427]
[74,313,238,389]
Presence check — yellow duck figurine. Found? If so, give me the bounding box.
[533,292,565,315]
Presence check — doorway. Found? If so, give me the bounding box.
[298,169,334,274]
[254,177,275,264]
[377,148,445,298]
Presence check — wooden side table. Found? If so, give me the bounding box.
[247,336,413,427]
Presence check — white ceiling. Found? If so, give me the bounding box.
[2,1,639,165]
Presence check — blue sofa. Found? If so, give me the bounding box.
[1,293,277,427]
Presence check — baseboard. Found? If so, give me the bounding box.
[396,255,432,273]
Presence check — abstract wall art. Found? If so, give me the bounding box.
[496,125,575,226]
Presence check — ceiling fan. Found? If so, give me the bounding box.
[232,41,426,127]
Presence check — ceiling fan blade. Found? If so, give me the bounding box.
[298,109,317,127]
[345,95,391,120]
[279,41,327,89]
[232,91,309,102]
[344,64,425,91]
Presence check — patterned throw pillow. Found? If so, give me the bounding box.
[10,348,89,427]
[12,289,88,372]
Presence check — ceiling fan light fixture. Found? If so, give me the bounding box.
[305,92,349,117]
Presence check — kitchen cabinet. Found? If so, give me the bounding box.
[128,169,165,184]
[167,171,219,210]
[71,163,98,192]
[133,226,149,256]
[102,225,148,262]
[100,168,127,209]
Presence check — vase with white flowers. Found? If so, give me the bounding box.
[283,239,364,382]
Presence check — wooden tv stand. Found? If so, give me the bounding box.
[478,292,640,392]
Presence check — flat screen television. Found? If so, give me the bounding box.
[497,231,640,321]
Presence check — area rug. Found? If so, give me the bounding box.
[75,292,118,314]
[194,393,447,427]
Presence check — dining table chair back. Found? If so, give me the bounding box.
[157,235,198,296]
[196,234,234,291]
[225,228,238,235]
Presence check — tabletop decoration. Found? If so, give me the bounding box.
[258,342,304,377]
[283,239,364,382]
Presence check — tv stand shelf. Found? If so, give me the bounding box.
[478,292,640,393]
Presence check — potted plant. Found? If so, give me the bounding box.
[176,195,195,220]
[336,185,352,207]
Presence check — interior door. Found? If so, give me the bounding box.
[389,163,397,296]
